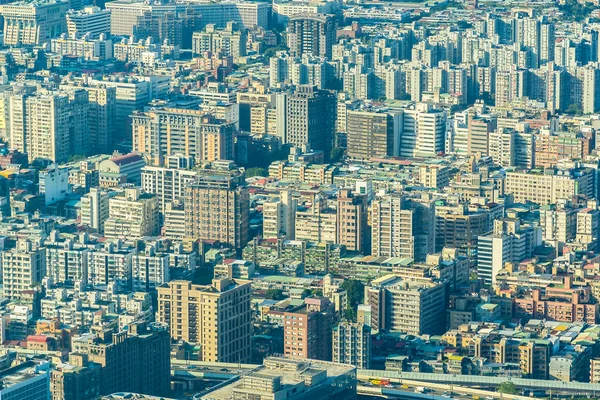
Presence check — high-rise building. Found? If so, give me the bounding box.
[192,22,247,57]
[1,239,46,300]
[157,279,252,362]
[132,109,235,166]
[0,0,69,45]
[288,14,335,59]
[8,88,90,163]
[582,64,600,114]
[66,6,111,39]
[184,170,249,249]
[477,219,541,284]
[283,297,335,360]
[332,322,371,369]
[104,188,159,239]
[71,323,170,396]
[371,194,415,259]
[60,84,116,153]
[346,109,402,160]
[337,189,369,253]
[365,274,446,335]
[262,190,297,239]
[0,360,51,400]
[399,102,446,158]
[278,85,336,157]
[141,159,199,214]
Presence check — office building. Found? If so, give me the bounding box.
[71,323,170,396]
[332,322,371,369]
[89,75,170,141]
[202,356,356,400]
[0,360,51,400]
[365,274,446,335]
[288,14,335,59]
[0,0,69,45]
[477,219,541,285]
[104,188,159,239]
[283,297,335,360]
[66,6,111,39]
[2,239,46,300]
[184,173,249,249]
[157,279,252,362]
[50,354,101,400]
[278,85,336,156]
[346,109,402,160]
[399,103,446,158]
[132,108,235,166]
[505,168,596,205]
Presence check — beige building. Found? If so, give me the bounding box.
[336,189,368,253]
[184,173,249,249]
[295,195,337,243]
[0,0,68,45]
[262,190,297,239]
[371,195,414,258]
[1,239,46,300]
[104,187,159,238]
[80,188,110,233]
[132,108,235,166]
[505,168,595,205]
[157,279,252,362]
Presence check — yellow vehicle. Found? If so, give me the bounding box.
[401,384,409,389]
[472,396,480,400]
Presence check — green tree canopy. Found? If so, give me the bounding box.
[330,147,345,163]
[340,279,365,309]
[246,167,268,178]
[265,289,285,300]
[497,381,518,395]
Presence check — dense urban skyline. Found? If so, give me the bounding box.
[0,0,599,398]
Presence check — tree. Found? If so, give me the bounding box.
[330,147,345,163]
[246,167,268,178]
[340,279,365,309]
[301,288,312,299]
[344,306,356,322]
[265,289,285,300]
[497,381,518,395]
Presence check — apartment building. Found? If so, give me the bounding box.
[157,279,252,362]
[288,14,335,59]
[262,190,297,239]
[141,159,199,213]
[80,188,110,233]
[132,108,235,166]
[1,239,46,300]
[192,22,247,57]
[365,274,446,335]
[371,194,415,259]
[283,297,335,361]
[184,173,249,249]
[336,189,369,253]
[332,322,371,369]
[104,188,159,239]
